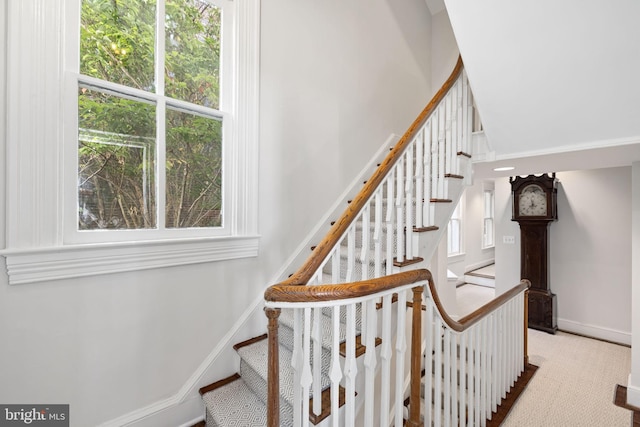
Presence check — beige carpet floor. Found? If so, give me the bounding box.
[502,329,631,426]
[457,283,495,317]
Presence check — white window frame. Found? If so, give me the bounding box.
[447,197,464,257]
[482,188,495,249]
[2,0,260,285]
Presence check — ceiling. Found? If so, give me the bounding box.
[443,0,640,179]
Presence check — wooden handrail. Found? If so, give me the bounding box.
[271,56,464,288]
[265,269,431,303]
[427,278,531,333]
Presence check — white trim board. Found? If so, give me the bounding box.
[465,259,495,274]
[557,318,631,346]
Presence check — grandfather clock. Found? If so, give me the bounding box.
[510,173,558,334]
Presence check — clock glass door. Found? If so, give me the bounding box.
[518,184,547,216]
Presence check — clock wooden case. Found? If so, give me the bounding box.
[510,173,558,334]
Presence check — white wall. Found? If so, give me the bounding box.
[628,161,640,405]
[260,0,435,261]
[494,167,632,344]
[431,8,459,93]
[0,1,448,426]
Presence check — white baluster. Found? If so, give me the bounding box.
[379,294,392,427]
[385,173,395,274]
[346,226,355,283]
[504,304,510,396]
[374,190,383,277]
[444,89,452,177]
[481,318,488,427]
[450,81,459,176]
[364,299,377,426]
[431,109,439,202]
[465,71,474,156]
[415,129,424,229]
[331,245,340,285]
[518,293,525,373]
[423,121,432,227]
[396,159,405,264]
[467,325,475,426]
[437,104,446,199]
[490,313,498,414]
[434,316,442,427]
[394,291,407,426]
[312,306,322,416]
[451,330,458,426]
[474,324,481,426]
[444,329,451,427]
[423,300,434,426]
[301,308,313,427]
[510,299,516,388]
[460,72,468,158]
[497,309,504,404]
[344,303,358,427]
[292,308,303,427]
[497,306,504,401]
[405,145,414,260]
[330,305,341,427]
[456,77,463,159]
[360,205,370,280]
[459,332,467,427]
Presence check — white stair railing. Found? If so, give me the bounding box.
[262,58,529,427]
[265,272,428,427]
[422,279,530,427]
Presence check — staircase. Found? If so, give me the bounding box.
[196,58,534,426]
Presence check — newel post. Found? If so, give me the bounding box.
[407,285,424,427]
[265,307,281,427]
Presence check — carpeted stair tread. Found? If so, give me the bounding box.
[201,375,282,427]
[236,338,332,408]
[279,307,360,354]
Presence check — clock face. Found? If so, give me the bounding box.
[518,184,547,216]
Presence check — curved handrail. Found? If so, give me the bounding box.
[265,269,430,303]
[270,56,465,289]
[427,277,531,333]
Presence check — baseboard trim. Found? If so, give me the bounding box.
[557,318,631,346]
[465,259,495,274]
[178,416,205,427]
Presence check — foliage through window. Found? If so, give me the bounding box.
[78,0,224,231]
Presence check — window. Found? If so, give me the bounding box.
[74,0,227,238]
[482,189,495,248]
[2,0,260,284]
[447,198,463,256]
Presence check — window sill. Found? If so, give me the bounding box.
[447,252,466,262]
[2,235,260,285]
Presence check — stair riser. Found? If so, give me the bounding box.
[239,359,295,425]
[278,322,334,378]
[320,252,389,280]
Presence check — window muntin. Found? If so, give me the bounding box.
[76,0,226,236]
